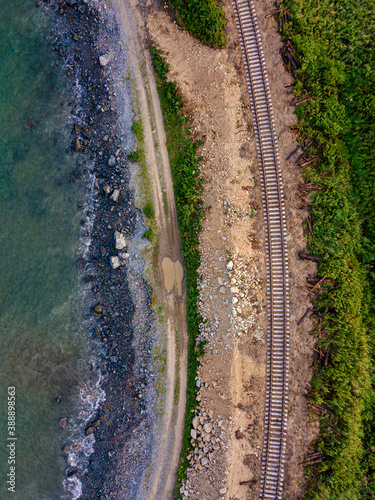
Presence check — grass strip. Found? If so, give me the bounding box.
[167,0,226,48]
[150,45,206,498]
[278,1,375,498]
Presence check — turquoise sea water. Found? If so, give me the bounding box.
[0,1,101,498]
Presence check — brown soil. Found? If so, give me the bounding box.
[146,0,320,498]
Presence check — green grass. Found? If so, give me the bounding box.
[150,45,205,499]
[167,0,226,48]
[128,118,157,243]
[278,1,375,498]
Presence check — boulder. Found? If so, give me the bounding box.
[108,155,116,166]
[99,54,111,67]
[192,416,199,429]
[67,468,77,477]
[91,303,103,317]
[58,417,68,430]
[204,422,213,433]
[115,231,126,250]
[111,189,120,202]
[110,256,120,269]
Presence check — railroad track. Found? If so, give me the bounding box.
[232,1,290,498]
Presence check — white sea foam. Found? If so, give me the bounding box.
[63,375,106,499]
[63,475,82,500]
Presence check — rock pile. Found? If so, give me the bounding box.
[180,410,231,499]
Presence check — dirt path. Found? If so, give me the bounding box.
[111,1,188,498]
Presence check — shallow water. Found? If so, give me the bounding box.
[0,1,102,498]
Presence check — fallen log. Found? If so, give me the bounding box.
[307,215,315,238]
[239,479,257,486]
[303,458,324,467]
[297,140,315,160]
[293,95,315,106]
[298,183,321,191]
[310,276,327,291]
[298,156,319,168]
[295,284,319,297]
[299,252,322,262]
[321,420,342,436]
[287,142,304,160]
[265,8,286,19]
[297,307,312,325]
[324,345,331,366]
[297,78,313,95]
[309,403,331,415]
[304,451,325,460]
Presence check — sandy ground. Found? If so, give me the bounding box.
[146,0,319,498]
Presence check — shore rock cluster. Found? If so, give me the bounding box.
[42,0,157,497]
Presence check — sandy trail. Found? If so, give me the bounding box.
[111,0,188,498]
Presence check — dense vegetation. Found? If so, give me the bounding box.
[150,46,206,498]
[279,1,375,498]
[167,0,226,48]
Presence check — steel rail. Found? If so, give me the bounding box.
[231,1,290,498]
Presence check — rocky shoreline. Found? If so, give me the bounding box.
[41,1,159,498]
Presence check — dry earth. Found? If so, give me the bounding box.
[146,0,320,498]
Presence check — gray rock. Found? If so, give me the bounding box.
[99,54,111,67]
[196,379,201,388]
[58,417,68,430]
[192,416,199,429]
[204,433,211,443]
[114,230,126,250]
[201,457,209,466]
[108,154,116,166]
[91,304,103,317]
[111,189,120,202]
[110,256,120,269]
[190,429,197,440]
[226,260,234,271]
[204,422,213,433]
